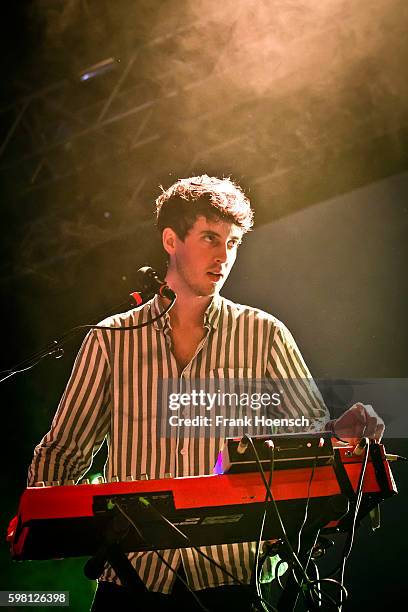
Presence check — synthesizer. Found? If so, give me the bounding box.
[8,441,397,561]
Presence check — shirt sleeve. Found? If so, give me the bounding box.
[266,320,330,432]
[27,330,111,485]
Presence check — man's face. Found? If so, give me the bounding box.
[166,215,243,297]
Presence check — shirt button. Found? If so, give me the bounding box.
[180,448,187,455]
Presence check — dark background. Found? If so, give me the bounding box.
[0,1,407,609]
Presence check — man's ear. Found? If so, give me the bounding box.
[162,227,177,256]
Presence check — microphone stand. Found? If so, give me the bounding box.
[0,291,176,384]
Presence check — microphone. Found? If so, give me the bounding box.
[130,267,176,306]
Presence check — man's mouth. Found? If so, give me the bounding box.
[207,271,223,281]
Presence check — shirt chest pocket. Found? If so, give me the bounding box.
[209,366,267,392]
[209,367,252,381]
[207,368,261,394]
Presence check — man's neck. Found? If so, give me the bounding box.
[169,296,213,329]
[164,274,214,329]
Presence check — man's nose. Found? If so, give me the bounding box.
[214,243,228,263]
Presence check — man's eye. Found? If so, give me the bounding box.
[228,240,239,248]
[204,235,215,242]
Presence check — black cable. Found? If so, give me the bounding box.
[137,496,243,584]
[0,297,176,384]
[338,440,370,610]
[308,561,346,611]
[296,455,343,608]
[113,501,210,612]
[322,439,370,580]
[296,456,317,558]
[253,508,267,601]
[293,454,323,608]
[308,577,347,611]
[135,495,277,612]
[79,298,175,330]
[275,559,287,590]
[306,561,348,611]
[302,439,371,611]
[296,444,353,610]
[242,435,308,581]
[309,561,321,609]
[252,443,275,612]
[271,542,346,607]
[242,434,325,612]
[244,434,349,611]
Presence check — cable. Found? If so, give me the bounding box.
[113,501,210,612]
[135,495,278,612]
[243,435,308,581]
[0,296,176,384]
[242,435,321,612]
[244,434,348,611]
[293,454,323,608]
[295,453,344,608]
[252,443,275,611]
[309,561,321,609]
[79,297,175,331]
[137,496,243,584]
[275,559,287,590]
[296,456,317,558]
[337,440,370,611]
[322,439,370,581]
[308,560,347,610]
[301,439,371,611]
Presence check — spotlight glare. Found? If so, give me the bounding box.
[79,58,118,82]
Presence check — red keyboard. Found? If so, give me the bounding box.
[8,443,397,560]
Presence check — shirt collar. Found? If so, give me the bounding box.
[150,293,222,331]
[151,295,170,330]
[204,293,222,330]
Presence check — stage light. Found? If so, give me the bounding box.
[78,58,118,82]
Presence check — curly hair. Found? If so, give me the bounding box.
[155,175,254,240]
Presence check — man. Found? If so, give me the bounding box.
[28,175,384,610]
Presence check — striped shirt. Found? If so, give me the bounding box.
[28,294,329,592]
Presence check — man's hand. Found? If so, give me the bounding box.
[332,403,385,441]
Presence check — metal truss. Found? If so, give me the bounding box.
[0,55,158,193]
[0,5,246,195]
[1,2,407,283]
